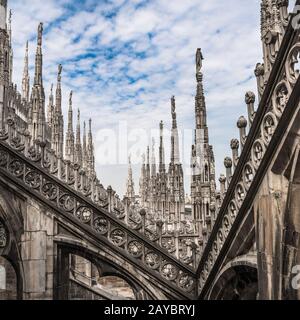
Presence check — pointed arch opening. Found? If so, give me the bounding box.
[0,256,17,300]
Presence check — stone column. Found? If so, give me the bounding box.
[254,171,288,300]
[21,199,55,299]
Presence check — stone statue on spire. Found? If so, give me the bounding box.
[171,96,176,115]
[171,96,177,129]
[58,64,62,76]
[37,23,43,46]
[160,120,163,132]
[196,48,203,74]
[69,90,73,106]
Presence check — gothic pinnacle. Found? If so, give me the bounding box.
[89,118,92,133]
[34,22,43,86]
[147,146,150,165]
[22,41,30,102]
[171,96,177,129]
[151,138,157,190]
[0,0,7,30]
[69,91,73,110]
[171,96,180,164]
[159,121,165,172]
[75,109,82,165]
[8,10,12,42]
[55,64,62,113]
[76,109,81,144]
[68,91,73,132]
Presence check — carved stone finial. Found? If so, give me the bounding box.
[245,91,256,104]
[254,63,265,77]
[219,174,226,183]
[237,116,248,129]
[224,157,233,168]
[230,139,239,150]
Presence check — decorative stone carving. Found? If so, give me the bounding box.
[224,157,233,169]
[128,240,143,257]
[9,159,24,177]
[0,150,8,166]
[230,139,239,150]
[0,222,7,248]
[110,228,126,247]
[145,229,159,241]
[0,130,8,141]
[223,216,230,237]
[75,206,93,223]
[286,44,300,84]
[243,163,254,189]
[177,273,195,292]
[24,170,41,189]
[262,112,277,144]
[274,81,289,114]
[10,136,24,151]
[93,217,108,235]
[27,146,41,162]
[0,144,196,295]
[236,183,246,207]
[59,194,75,212]
[228,200,238,220]
[217,230,224,246]
[252,140,265,169]
[145,252,160,270]
[161,263,178,281]
[213,241,218,254]
[237,116,248,129]
[162,238,176,254]
[245,91,255,104]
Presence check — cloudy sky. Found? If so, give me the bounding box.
[8,0,296,197]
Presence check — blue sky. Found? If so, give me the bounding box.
[9,0,294,197]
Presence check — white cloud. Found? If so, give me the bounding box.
[9,0,269,196]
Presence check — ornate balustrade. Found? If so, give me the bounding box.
[0,125,196,297]
[196,6,300,297]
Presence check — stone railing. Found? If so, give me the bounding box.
[0,127,196,297]
[196,7,300,296]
